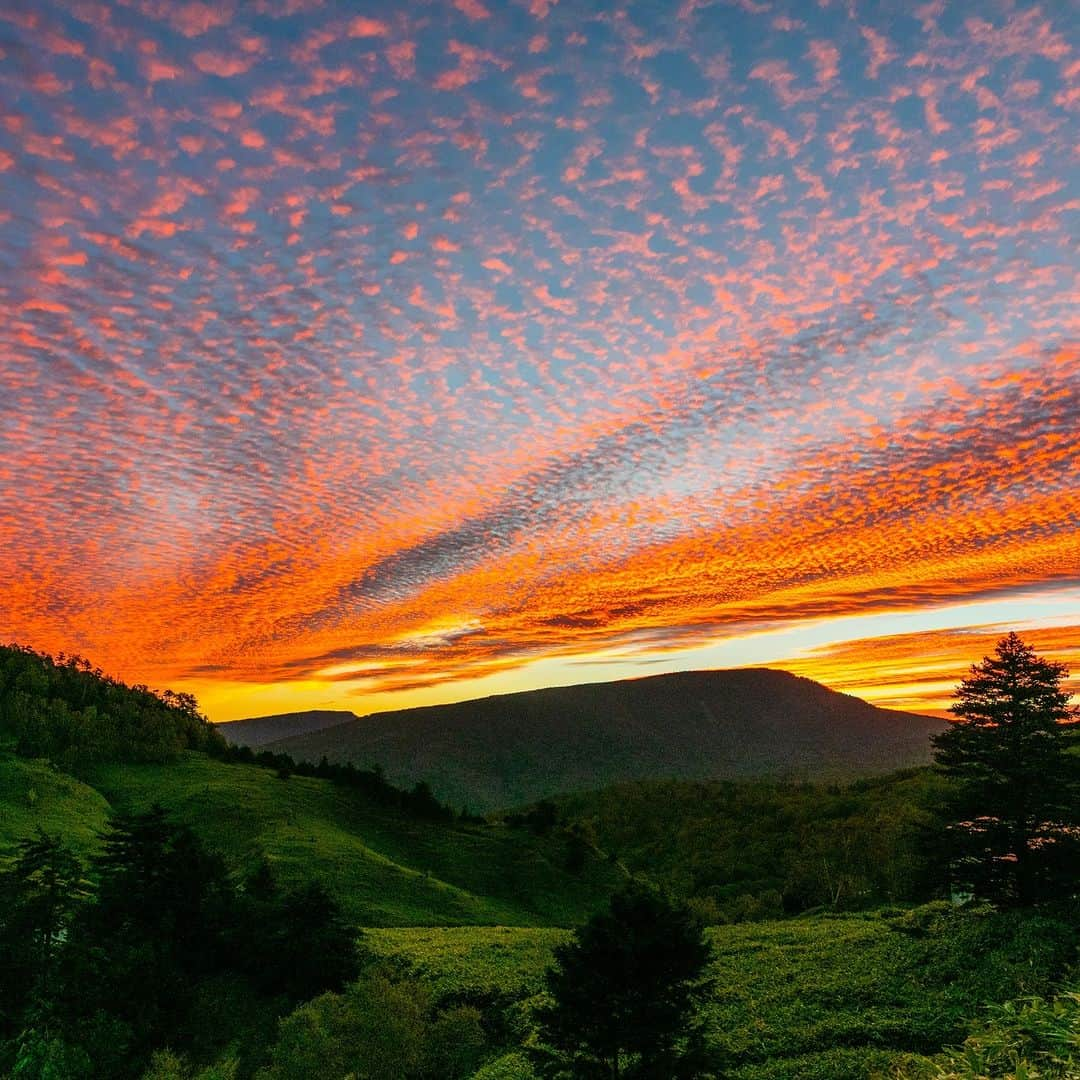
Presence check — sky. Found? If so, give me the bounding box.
[1,0,1077,723]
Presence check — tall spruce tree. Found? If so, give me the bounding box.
[932,632,1080,906]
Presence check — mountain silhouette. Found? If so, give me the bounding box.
[222,669,946,810]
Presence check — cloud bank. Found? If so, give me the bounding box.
[1,0,1076,716]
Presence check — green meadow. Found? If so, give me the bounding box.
[80,751,623,928]
[364,909,1078,1080]
[0,751,112,858]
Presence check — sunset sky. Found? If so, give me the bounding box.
[2,0,1077,723]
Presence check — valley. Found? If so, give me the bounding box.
[1,641,1077,1079]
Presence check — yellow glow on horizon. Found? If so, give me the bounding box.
[200,591,1080,723]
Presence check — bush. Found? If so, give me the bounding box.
[141,1050,239,1080]
[258,972,486,1080]
[470,1051,540,1079]
[893,987,1080,1079]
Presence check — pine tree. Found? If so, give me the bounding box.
[932,632,1080,906]
[0,831,86,1030]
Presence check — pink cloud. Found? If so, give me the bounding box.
[348,16,389,37]
[515,70,553,103]
[387,40,416,79]
[433,41,507,91]
[223,186,258,215]
[454,0,491,19]
[748,59,802,106]
[193,50,258,77]
[167,2,232,37]
[807,40,839,87]
[141,54,184,81]
[38,28,86,57]
[861,26,896,79]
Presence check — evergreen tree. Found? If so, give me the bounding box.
[932,632,1080,906]
[228,859,358,1003]
[51,806,235,1073]
[536,882,712,1079]
[266,880,358,1001]
[0,832,86,1035]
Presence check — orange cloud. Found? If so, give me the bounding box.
[2,0,1077,726]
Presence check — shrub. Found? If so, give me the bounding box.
[893,986,1080,1079]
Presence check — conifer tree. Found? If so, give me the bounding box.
[932,632,1080,906]
[536,882,712,1079]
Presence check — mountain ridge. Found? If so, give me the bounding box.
[232,668,946,811]
[216,708,358,747]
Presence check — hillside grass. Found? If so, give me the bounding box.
[0,751,111,863]
[78,752,619,927]
[4,742,1077,1079]
[366,908,1080,1080]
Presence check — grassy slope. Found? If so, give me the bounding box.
[5,744,1076,1079]
[367,911,1079,1080]
[79,752,619,927]
[0,751,112,863]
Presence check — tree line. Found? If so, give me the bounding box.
[211,742,474,823]
[0,645,223,771]
[0,643,469,825]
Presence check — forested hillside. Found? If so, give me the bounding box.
[0,644,224,770]
[0,646,620,1077]
[216,709,357,748]
[544,769,951,921]
[0,646,620,928]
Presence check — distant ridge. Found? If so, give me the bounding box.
[215,709,357,748]
[248,669,946,811]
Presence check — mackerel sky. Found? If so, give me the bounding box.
[2,0,1077,721]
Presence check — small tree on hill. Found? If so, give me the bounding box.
[535,882,713,1079]
[932,632,1080,907]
